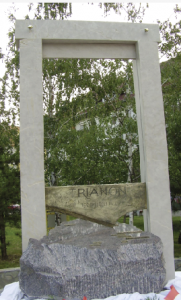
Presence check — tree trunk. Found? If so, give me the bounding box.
[0,212,8,260]
[178,231,181,244]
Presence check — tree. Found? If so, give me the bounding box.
[0,34,21,259]
[99,2,148,23]
[27,2,148,186]
[158,7,181,245]
[28,3,144,187]
[158,5,181,198]
[161,54,181,198]
[0,122,20,259]
[43,59,140,187]
[0,3,73,258]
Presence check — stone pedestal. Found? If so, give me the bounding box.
[19,219,166,299]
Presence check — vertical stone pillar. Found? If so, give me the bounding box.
[20,39,46,251]
[133,40,175,281]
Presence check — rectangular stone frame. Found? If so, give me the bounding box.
[15,20,175,281]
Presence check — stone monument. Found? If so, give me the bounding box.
[15,20,175,281]
[19,219,166,299]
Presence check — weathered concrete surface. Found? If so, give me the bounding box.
[19,38,46,252]
[45,183,147,227]
[15,20,160,47]
[19,219,166,300]
[0,268,20,290]
[133,39,175,281]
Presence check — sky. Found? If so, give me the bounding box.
[0,1,179,78]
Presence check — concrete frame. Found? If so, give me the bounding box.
[15,20,175,281]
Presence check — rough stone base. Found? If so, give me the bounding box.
[19,219,166,300]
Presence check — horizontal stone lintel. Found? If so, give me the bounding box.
[15,20,161,51]
[42,43,136,59]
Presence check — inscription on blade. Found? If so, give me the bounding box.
[45,183,147,226]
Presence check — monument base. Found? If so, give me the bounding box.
[19,219,166,300]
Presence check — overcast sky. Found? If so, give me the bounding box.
[0,1,179,77]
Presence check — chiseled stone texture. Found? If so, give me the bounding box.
[45,183,147,227]
[19,219,166,299]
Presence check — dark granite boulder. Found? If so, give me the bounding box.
[19,219,166,300]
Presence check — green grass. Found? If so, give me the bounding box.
[0,216,180,269]
[172,216,181,258]
[118,215,144,231]
[0,223,22,269]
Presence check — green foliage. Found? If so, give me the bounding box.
[0,3,146,194]
[172,200,181,212]
[158,6,181,59]
[33,3,72,20]
[0,47,4,59]
[157,5,181,200]
[0,123,19,206]
[100,3,148,23]
[0,222,21,269]
[0,122,20,259]
[161,51,181,197]
[0,4,21,260]
[35,3,149,188]
[29,3,146,189]
[43,58,140,186]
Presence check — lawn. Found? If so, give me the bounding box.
[0,222,22,269]
[0,216,180,269]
